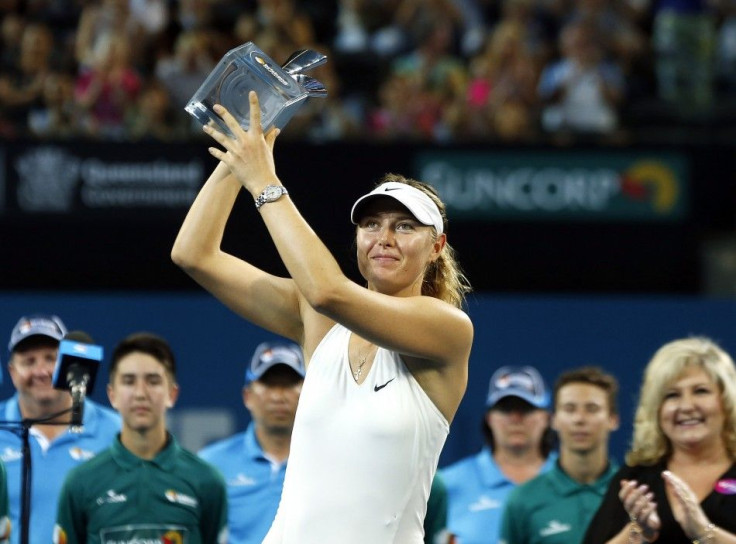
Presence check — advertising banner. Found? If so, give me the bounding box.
[416,150,689,221]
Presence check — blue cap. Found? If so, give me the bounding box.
[245,342,305,385]
[486,365,549,409]
[8,314,67,353]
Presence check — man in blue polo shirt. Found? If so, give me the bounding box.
[440,366,557,544]
[0,314,120,544]
[199,341,305,544]
[500,366,620,544]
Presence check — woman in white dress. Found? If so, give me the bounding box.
[172,92,473,543]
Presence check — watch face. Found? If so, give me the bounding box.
[264,186,283,200]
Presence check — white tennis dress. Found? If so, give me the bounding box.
[262,323,449,543]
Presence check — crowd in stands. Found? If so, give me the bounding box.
[1,0,735,144]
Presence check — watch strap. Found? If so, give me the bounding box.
[255,185,288,209]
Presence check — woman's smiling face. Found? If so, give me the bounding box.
[659,365,726,452]
[355,197,441,296]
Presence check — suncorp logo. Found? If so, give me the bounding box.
[420,153,686,220]
[620,160,678,212]
[255,55,289,86]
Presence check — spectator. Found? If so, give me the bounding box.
[0,11,24,74]
[565,0,647,74]
[74,31,143,139]
[501,366,620,544]
[126,79,183,141]
[0,22,55,137]
[27,69,78,139]
[441,366,557,544]
[381,16,467,140]
[650,0,718,116]
[583,336,736,543]
[0,315,120,544]
[54,332,228,544]
[198,342,305,544]
[450,19,541,141]
[538,18,625,138]
[75,0,146,70]
[255,0,317,52]
[282,45,363,142]
[154,28,216,112]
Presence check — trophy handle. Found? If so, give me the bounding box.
[294,75,328,97]
[282,49,328,75]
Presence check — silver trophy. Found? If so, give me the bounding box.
[185,42,328,136]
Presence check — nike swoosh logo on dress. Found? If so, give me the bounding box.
[374,378,395,392]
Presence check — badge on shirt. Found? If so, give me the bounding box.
[715,479,736,495]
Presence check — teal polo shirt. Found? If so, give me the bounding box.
[500,460,618,544]
[55,434,228,544]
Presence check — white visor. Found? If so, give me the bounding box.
[350,182,444,234]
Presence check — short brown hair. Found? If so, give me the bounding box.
[553,366,619,416]
[109,332,177,384]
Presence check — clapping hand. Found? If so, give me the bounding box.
[662,470,713,541]
[620,479,661,541]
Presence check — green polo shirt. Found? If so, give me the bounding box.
[500,460,618,544]
[55,434,227,544]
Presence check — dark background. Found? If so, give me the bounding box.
[2,140,735,296]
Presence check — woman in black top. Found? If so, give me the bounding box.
[583,337,736,544]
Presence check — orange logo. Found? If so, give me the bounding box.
[620,160,679,212]
[162,531,183,544]
[52,525,67,544]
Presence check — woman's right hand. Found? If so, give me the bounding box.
[619,479,661,542]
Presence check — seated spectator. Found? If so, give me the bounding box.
[256,0,317,51]
[126,80,183,142]
[0,11,24,74]
[282,45,363,142]
[75,0,146,70]
[386,16,467,140]
[0,21,54,138]
[367,71,442,141]
[449,19,541,141]
[74,31,143,139]
[538,18,625,137]
[565,0,647,75]
[650,0,717,116]
[154,28,216,112]
[27,69,78,139]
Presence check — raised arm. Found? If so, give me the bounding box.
[202,94,472,400]
[171,131,305,344]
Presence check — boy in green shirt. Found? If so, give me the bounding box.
[500,366,620,544]
[54,332,228,544]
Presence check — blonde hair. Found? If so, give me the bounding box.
[626,336,736,466]
[374,173,472,309]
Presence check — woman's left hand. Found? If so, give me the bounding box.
[662,470,712,540]
[204,91,281,195]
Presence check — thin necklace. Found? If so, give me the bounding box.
[352,343,374,383]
